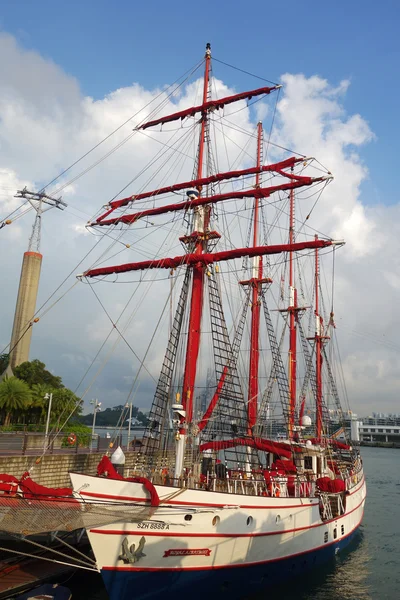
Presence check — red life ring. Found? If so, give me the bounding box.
[67,433,77,445]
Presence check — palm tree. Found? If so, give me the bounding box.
[30,383,52,424]
[0,377,32,426]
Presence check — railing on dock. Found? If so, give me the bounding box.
[0,431,142,456]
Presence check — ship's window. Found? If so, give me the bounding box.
[324,532,328,543]
[341,525,345,535]
[333,528,337,539]
[184,514,192,522]
[246,516,253,527]
[304,456,313,470]
[276,515,281,524]
[212,516,220,527]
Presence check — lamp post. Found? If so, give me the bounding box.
[43,392,53,453]
[126,402,133,451]
[90,399,101,451]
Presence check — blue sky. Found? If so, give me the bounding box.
[1,1,400,414]
[1,0,398,207]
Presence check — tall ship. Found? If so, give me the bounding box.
[1,44,366,600]
[67,43,366,600]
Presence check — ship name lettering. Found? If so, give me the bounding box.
[138,521,169,530]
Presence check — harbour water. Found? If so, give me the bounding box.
[93,426,144,447]
[66,446,399,599]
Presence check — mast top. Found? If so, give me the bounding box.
[205,43,211,56]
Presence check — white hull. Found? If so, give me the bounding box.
[70,472,366,574]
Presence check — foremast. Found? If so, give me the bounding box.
[174,43,211,478]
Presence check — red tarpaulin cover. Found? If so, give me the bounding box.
[19,475,73,499]
[0,473,19,484]
[311,438,350,450]
[97,455,160,506]
[316,477,346,493]
[271,459,297,473]
[199,437,301,460]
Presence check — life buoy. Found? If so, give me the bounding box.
[67,433,77,446]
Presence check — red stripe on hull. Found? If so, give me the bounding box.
[100,515,364,572]
[89,496,365,538]
[80,490,318,510]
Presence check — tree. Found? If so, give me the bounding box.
[78,404,149,427]
[14,360,63,389]
[0,377,32,426]
[29,383,52,424]
[51,388,83,426]
[0,354,9,374]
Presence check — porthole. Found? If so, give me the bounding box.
[275,515,281,524]
[333,527,337,540]
[212,515,220,527]
[341,524,345,535]
[246,516,253,527]
[184,514,192,522]
[324,531,328,543]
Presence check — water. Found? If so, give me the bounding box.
[66,447,400,599]
[93,427,145,447]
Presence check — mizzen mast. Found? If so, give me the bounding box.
[314,234,323,439]
[288,187,297,438]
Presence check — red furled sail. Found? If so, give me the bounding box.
[95,156,306,222]
[137,86,280,132]
[84,239,333,278]
[96,177,326,227]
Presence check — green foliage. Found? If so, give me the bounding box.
[0,424,26,432]
[78,404,148,427]
[0,360,82,430]
[0,376,32,426]
[79,406,124,427]
[0,354,9,374]
[60,422,92,447]
[14,360,63,389]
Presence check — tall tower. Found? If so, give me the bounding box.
[8,188,66,370]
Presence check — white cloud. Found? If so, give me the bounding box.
[0,32,398,417]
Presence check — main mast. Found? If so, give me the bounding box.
[174,43,212,478]
[240,123,271,432]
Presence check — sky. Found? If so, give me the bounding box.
[1,0,400,417]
